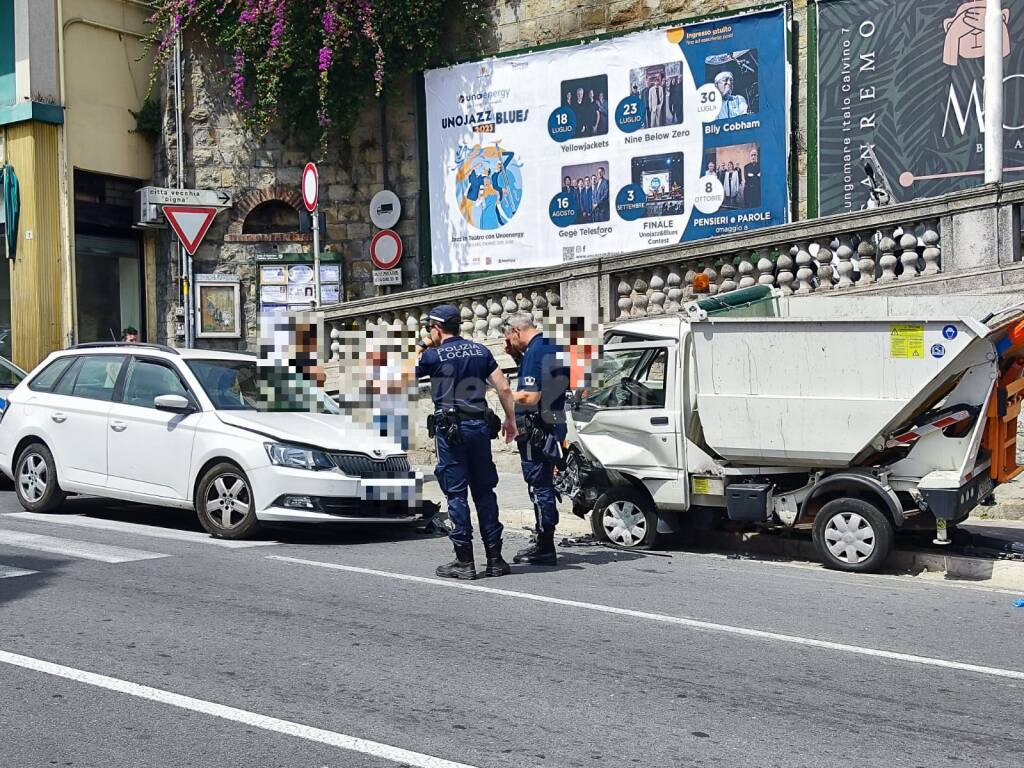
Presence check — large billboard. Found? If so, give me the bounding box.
[423,8,790,275]
[817,0,1024,215]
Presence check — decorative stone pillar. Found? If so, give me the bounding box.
[683,267,697,299]
[472,300,488,340]
[703,264,719,296]
[794,243,814,294]
[460,304,474,338]
[719,261,738,294]
[532,289,549,324]
[665,268,683,314]
[834,235,855,289]
[814,242,834,291]
[756,252,775,286]
[776,249,795,295]
[877,228,898,283]
[922,221,941,276]
[649,269,667,315]
[856,237,877,286]
[632,275,650,317]
[486,296,504,338]
[616,278,633,320]
[329,325,342,361]
[737,252,756,289]
[898,223,920,281]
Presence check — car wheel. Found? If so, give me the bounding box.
[15,442,66,513]
[195,463,260,539]
[812,497,894,573]
[591,488,659,550]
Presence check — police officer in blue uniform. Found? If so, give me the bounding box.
[502,312,570,566]
[416,305,518,580]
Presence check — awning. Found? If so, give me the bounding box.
[2,163,18,260]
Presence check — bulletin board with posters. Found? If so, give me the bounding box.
[815,0,1024,215]
[422,7,790,275]
[256,252,343,314]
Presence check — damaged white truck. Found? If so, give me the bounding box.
[560,287,1024,573]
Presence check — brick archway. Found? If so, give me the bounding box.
[224,185,312,243]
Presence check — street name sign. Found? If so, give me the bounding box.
[163,206,219,255]
[140,186,232,207]
[373,268,402,286]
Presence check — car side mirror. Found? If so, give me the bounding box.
[154,394,193,413]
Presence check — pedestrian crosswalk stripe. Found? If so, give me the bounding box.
[0,564,38,579]
[5,512,278,549]
[0,530,168,563]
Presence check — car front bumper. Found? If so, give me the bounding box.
[249,464,425,524]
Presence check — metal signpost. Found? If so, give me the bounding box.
[302,163,320,307]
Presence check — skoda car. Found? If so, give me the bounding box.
[0,344,423,538]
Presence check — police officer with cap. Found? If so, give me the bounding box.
[416,305,518,580]
[502,312,570,566]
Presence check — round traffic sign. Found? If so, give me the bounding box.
[302,162,319,212]
[369,190,401,229]
[370,229,403,270]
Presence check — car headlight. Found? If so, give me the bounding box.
[264,442,334,471]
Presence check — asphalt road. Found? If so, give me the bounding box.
[2,490,1024,768]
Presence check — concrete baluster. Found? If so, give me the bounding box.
[719,261,738,294]
[776,249,795,295]
[877,228,898,283]
[632,276,650,317]
[834,235,855,289]
[856,237,876,286]
[649,269,667,315]
[616,278,633,320]
[794,242,814,294]
[814,242,834,291]
[665,268,683,313]
[922,221,941,276]
[898,223,921,280]
[756,253,775,286]
[737,252,757,289]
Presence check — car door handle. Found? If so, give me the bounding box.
[650,416,669,426]
[110,420,128,432]
[51,412,67,424]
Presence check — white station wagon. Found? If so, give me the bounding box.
[0,343,424,538]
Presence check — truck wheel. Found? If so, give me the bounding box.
[592,488,659,550]
[812,498,894,573]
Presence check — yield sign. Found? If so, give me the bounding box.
[162,205,219,255]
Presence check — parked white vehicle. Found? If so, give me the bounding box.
[562,288,1024,572]
[0,343,424,538]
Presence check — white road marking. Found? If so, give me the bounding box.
[0,564,38,579]
[0,649,479,768]
[0,531,168,563]
[268,555,1024,683]
[5,512,277,549]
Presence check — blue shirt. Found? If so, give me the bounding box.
[416,336,498,416]
[516,333,569,427]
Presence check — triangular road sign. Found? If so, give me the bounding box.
[163,205,219,255]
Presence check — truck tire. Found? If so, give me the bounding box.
[591,488,659,550]
[812,497,894,573]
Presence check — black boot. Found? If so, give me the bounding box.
[436,544,477,580]
[483,542,512,577]
[513,529,557,566]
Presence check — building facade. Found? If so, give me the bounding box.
[0,0,154,370]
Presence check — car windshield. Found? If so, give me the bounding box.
[583,347,667,408]
[186,358,342,414]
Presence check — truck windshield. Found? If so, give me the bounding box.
[186,359,342,414]
[584,347,667,408]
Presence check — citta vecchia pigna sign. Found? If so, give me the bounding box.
[816,0,1024,215]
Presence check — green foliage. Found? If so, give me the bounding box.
[130,96,162,140]
[145,1,491,155]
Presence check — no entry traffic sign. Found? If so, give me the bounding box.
[162,206,219,255]
[370,229,403,270]
[302,163,319,212]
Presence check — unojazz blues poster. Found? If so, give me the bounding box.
[817,0,1024,215]
[423,8,790,275]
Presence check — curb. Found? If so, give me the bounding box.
[692,530,1024,589]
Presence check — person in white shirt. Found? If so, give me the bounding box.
[715,71,749,120]
[646,76,666,128]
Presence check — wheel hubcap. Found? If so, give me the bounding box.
[823,512,876,564]
[205,474,251,530]
[601,501,646,547]
[18,454,48,503]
